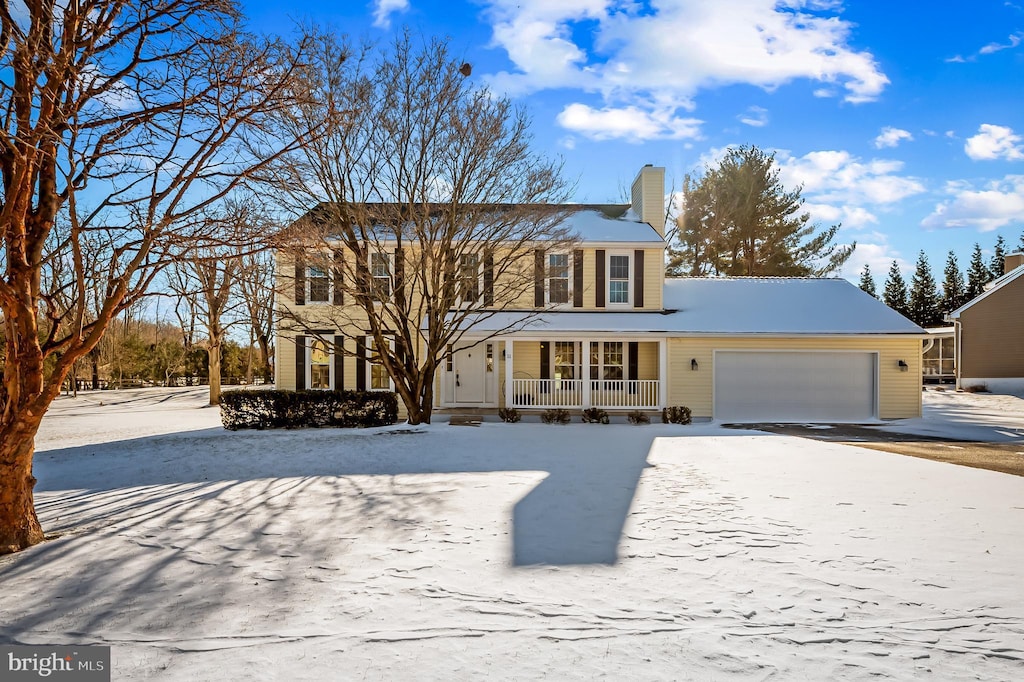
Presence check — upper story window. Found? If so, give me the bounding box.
[460,254,480,303]
[548,253,570,304]
[370,252,391,301]
[608,254,630,304]
[308,266,330,303]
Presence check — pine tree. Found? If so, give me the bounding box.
[939,250,965,314]
[667,145,854,276]
[858,264,877,298]
[990,235,1007,279]
[883,260,910,318]
[966,243,991,300]
[908,251,941,327]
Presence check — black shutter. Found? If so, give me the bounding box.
[539,341,550,393]
[534,249,545,307]
[483,251,494,307]
[356,247,369,298]
[634,249,645,308]
[295,335,306,390]
[628,342,639,394]
[332,249,343,305]
[595,250,606,308]
[334,335,344,390]
[573,249,584,308]
[356,336,366,391]
[394,245,404,299]
[294,252,306,306]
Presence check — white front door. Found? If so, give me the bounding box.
[454,345,488,403]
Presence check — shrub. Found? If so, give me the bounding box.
[581,407,610,424]
[963,383,989,393]
[541,408,571,424]
[661,405,692,425]
[498,407,521,423]
[627,410,650,425]
[220,390,398,430]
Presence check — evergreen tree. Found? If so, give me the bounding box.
[908,251,941,327]
[667,145,854,276]
[883,260,910,318]
[990,235,1007,279]
[966,243,991,300]
[858,264,877,298]
[939,250,966,314]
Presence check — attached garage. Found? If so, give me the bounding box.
[713,350,877,423]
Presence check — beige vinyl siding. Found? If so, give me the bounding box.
[637,342,659,381]
[276,333,297,391]
[512,340,542,379]
[959,276,1024,378]
[643,249,663,310]
[667,336,922,419]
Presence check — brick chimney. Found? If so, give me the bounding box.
[630,165,666,237]
[1005,252,1024,273]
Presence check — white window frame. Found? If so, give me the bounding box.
[370,251,391,302]
[547,252,571,306]
[307,265,330,304]
[552,340,578,386]
[459,253,481,305]
[306,337,334,390]
[590,341,625,382]
[607,252,631,306]
[366,336,395,392]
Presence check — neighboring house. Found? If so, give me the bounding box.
[922,327,956,384]
[275,165,926,423]
[946,252,1024,394]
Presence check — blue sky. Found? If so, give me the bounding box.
[242,0,1024,283]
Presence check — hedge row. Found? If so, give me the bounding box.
[221,390,398,430]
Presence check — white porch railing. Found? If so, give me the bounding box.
[511,379,582,408]
[590,380,659,408]
[510,378,659,409]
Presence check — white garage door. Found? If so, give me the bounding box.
[714,351,877,423]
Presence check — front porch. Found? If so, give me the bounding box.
[504,338,666,410]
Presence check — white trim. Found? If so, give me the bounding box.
[546,251,573,307]
[306,265,331,305]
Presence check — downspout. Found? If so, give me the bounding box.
[953,320,962,391]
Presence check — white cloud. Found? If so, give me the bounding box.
[556,103,702,142]
[979,32,1023,54]
[804,202,878,228]
[482,0,888,140]
[838,238,909,281]
[372,0,409,29]
[964,124,1024,161]
[873,126,913,149]
[777,150,926,205]
[738,106,768,128]
[921,175,1024,232]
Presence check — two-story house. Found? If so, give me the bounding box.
[275,165,926,422]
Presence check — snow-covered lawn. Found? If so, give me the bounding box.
[2,387,1023,680]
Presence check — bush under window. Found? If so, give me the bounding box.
[221,390,398,430]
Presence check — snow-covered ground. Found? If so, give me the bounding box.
[2,387,1023,680]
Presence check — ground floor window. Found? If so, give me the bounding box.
[367,337,394,391]
[591,341,624,381]
[309,338,333,390]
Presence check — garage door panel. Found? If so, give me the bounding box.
[715,351,876,423]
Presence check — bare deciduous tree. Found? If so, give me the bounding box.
[0,0,312,553]
[266,31,573,425]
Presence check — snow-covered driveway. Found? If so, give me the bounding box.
[1,388,1022,680]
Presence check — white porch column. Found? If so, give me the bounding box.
[658,338,668,408]
[504,340,514,408]
[581,339,591,408]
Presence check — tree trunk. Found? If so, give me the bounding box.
[208,336,222,405]
[91,350,100,390]
[0,426,45,554]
